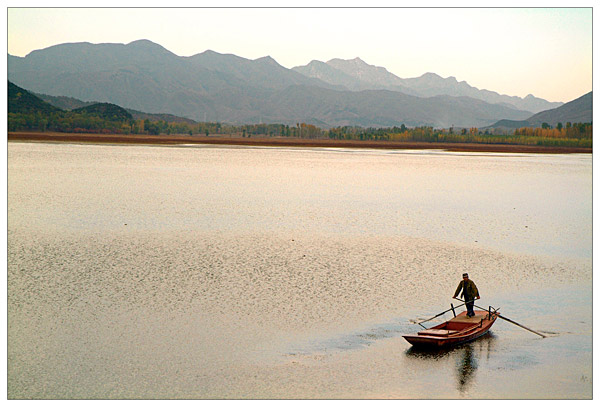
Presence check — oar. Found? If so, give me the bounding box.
[453,298,546,338]
[413,302,466,325]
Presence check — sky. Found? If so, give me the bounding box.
[5,5,595,103]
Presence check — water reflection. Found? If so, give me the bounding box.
[405,333,496,393]
[456,345,477,392]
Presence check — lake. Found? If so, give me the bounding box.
[7,141,592,399]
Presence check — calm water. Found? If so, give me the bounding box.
[7,142,592,399]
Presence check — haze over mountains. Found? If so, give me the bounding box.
[292,58,562,114]
[8,39,583,129]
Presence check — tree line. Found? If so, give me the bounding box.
[8,110,591,148]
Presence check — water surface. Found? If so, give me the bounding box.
[7,142,592,398]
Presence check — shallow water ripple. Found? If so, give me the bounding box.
[7,143,591,399]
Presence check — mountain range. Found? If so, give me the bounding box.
[487,92,592,130]
[8,39,584,128]
[292,58,562,113]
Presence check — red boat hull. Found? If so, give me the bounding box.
[403,310,498,348]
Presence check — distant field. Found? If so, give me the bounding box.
[8,132,592,154]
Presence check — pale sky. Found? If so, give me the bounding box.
[5,5,594,103]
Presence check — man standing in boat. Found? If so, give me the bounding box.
[453,273,480,317]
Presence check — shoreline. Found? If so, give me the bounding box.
[8,131,592,154]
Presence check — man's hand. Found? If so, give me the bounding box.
[476,296,481,300]
[452,296,457,299]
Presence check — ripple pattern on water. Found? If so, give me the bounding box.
[7,142,592,399]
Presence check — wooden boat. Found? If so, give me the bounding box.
[403,309,498,348]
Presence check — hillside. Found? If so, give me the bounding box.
[125,109,197,124]
[9,39,537,128]
[8,81,63,114]
[9,81,149,133]
[36,92,197,124]
[72,103,133,121]
[526,92,592,126]
[487,92,592,129]
[33,93,92,110]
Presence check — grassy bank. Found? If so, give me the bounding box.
[8,132,592,154]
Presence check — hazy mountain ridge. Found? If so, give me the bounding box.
[487,92,592,129]
[186,49,344,92]
[8,39,573,128]
[292,59,563,113]
[291,60,389,93]
[326,57,418,95]
[264,86,532,128]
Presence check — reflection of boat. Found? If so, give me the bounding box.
[403,310,498,348]
[404,332,497,394]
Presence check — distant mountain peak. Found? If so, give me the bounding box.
[327,57,367,65]
[127,39,157,46]
[125,39,174,56]
[199,49,221,55]
[326,57,392,76]
[421,72,442,79]
[255,55,282,68]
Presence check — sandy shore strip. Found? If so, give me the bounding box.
[8,132,592,154]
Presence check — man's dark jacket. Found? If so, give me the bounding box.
[454,279,479,300]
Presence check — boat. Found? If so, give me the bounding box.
[403,309,498,348]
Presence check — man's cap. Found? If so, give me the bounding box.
[462,273,469,278]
